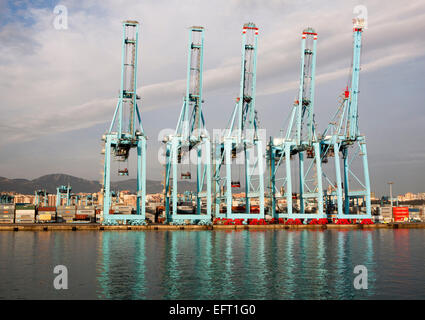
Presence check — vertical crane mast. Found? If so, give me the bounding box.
[214,23,265,220]
[163,26,211,225]
[296,28,317,145]
[228,22,259,143]
[347,19,363,140]
[319,18,371,221]
[267,27,324,221]
[102,21,147,225]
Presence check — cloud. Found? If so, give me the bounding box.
[1,0,424,146]
[1,0,425,194]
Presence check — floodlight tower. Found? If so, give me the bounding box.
[101,21,146,225]
[56,184,71,207]
[267,27,325,220]
[320,18,371,220]
[213,23,265,220]
[163,26,211,224]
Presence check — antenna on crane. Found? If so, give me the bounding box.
[101,20,147,225]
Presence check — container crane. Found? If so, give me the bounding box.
[162,26,212,224]
[267,27,324,220]
[319,18,371,220]
[56,184,71,207]
[35,189,48,207]
[0,194,14,204]
[101,21,147,225]
[213,23,265,220]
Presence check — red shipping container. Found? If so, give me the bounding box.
[393,207,409,222]
[38,207,56,212]
[393,207,408,213]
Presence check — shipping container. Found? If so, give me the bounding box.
[0,208,14,223]
[56,205,76,223]
[38,206,56,212]
[76,209,95,216]
[15,204,36,210]
[37,213,53,222]
[392,207,409,222]
[380,207,392,217]
[36,206,56,222]
[0,204,15,210]
[56,215,75,223]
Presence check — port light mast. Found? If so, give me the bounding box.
[267,27,325,221]
[163,26,212,224]
[101,21,147,225]
[213,23,265,220]
[319,18,371,220]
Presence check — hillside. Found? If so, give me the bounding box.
[0,174,198,194]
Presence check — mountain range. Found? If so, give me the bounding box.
[0,174,197,194]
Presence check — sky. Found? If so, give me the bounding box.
[0,0,424,197]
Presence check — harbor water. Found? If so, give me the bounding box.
[0,229,424,299]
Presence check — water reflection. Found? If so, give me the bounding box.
[97,232,146,299]
[95,229,380,299]
[2,229,424,299]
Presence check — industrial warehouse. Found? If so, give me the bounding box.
[1,18,424,230]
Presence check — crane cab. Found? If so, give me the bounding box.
[306,147,315,158]
[231,181,241,188]
[118,168,129,176]
[181,172,191,179]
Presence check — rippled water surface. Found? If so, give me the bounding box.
[1,229,424,299]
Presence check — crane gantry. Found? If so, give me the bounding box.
[213,23,265,220]
[101,21,147,225]
[267,27,325,221]
[319,18,371,220]
[56,184,71,207]
[162,26,212,224]
[94,18,373,225]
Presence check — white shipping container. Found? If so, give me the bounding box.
[76,209,95,215]
[0,205,14,209]
[15,209,35,214]
[16,219,35,223]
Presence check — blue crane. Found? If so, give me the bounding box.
[213,23,265,220]
[319,18,371,220]
[101,21,146,225]
[163,26,212,224]
[35,189,48,207]
[267,27,324,220]
[0,194,14,204]
[56,184,71,207]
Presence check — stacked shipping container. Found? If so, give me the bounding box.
[37,206,56,222]
[392,207,409,222]
[56,205,76,223]
[15,204,36,223]
[0,204,15,223]
[75,206,95,222]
